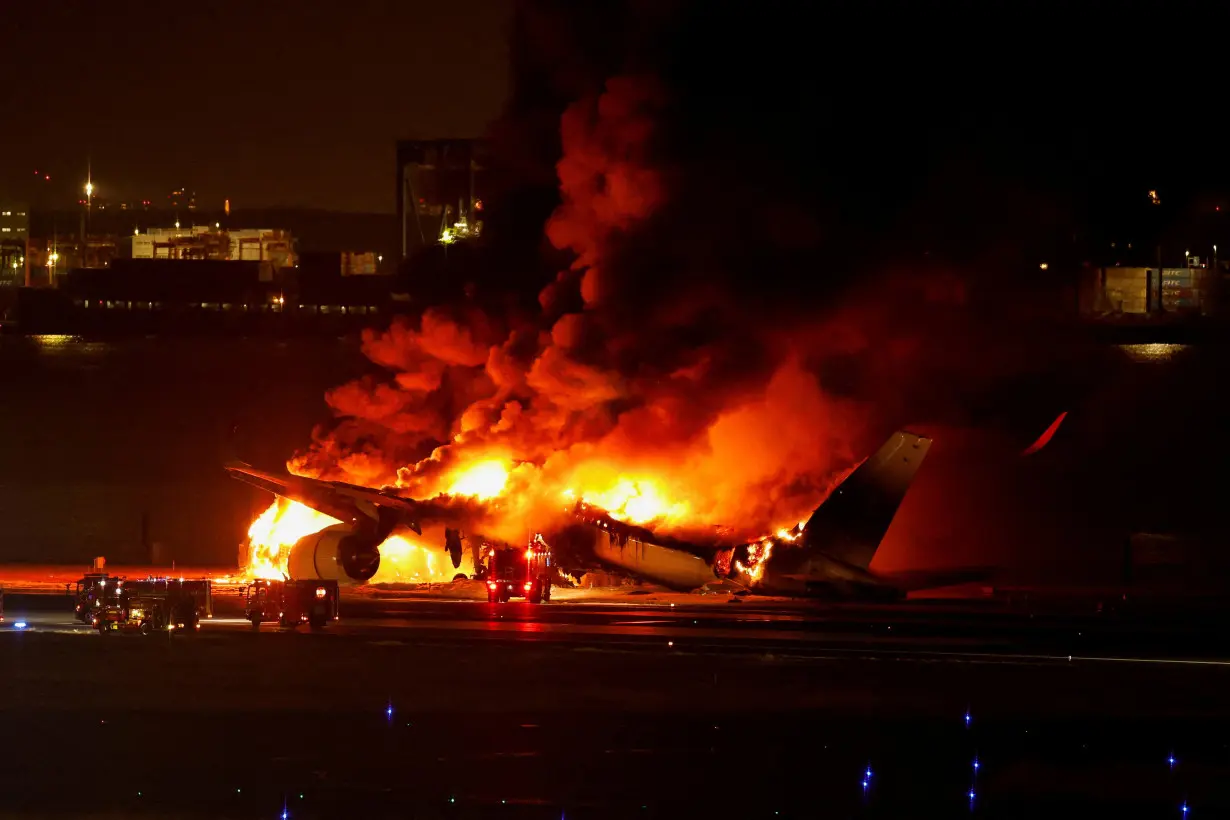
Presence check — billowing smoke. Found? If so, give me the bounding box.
[290,1,1104,560]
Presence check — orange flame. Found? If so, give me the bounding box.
[734,537,774,583]
[577,477,689,527]
[446,460,510,500]
[245,498,339,580]
[245,450,809,584]
[369,532,476,584]
[243,499,480,584]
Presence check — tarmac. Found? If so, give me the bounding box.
[2,587,1230,817]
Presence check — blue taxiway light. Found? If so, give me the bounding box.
[12,622,27,629]
[1182,802,1189,815]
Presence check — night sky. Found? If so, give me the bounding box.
[1,0,511,213]
[2,1,1221,242]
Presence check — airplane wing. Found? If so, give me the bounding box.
[224,461,423,536]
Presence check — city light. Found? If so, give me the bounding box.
[1039,262,1049,270]
[85,182,94,199]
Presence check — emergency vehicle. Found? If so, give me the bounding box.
[72,572,112,622]
[485,536,553,604]
[93,579,203,635]
[244,579,339,630]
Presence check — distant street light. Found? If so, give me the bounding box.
[85,181,94,199]
[1039,262,1049,270]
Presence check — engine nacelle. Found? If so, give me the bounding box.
[286,524,381,585]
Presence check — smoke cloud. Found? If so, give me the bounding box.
[290,1,1106,560]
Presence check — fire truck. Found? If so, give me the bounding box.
[93,578,206,635]
[72,572,112,622]
[485,536,553,604]
[80,576,212,625]
[244,579,339,630]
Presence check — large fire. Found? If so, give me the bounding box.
[243,461,510,583]
[446,460,510,500]
[244,501,478,585]
[237,77,883,584]
[246,498,339,581]
[241,458,804,585]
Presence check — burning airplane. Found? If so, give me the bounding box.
[223,66,1073,597]
[226,427,945,598]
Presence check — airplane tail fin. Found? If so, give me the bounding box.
[801,430,931,571]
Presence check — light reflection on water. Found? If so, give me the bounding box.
[25,334,116,358]
[29,334,82,346]
[1118,343,1189,363]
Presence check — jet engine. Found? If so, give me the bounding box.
[286,524,381,584]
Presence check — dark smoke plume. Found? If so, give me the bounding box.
[292,1,1112,560]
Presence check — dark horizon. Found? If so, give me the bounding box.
[1,1,1225,253]
[0,0,511,214]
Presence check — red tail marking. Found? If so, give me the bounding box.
[1022,412,1067,456]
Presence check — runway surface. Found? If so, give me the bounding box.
[3,595,1230,817]
[8,590,1230,664]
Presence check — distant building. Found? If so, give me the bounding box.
[396,139,488,260]
[1080,261,1214,316]
[132,227,296,280]
[0,204,30,286]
